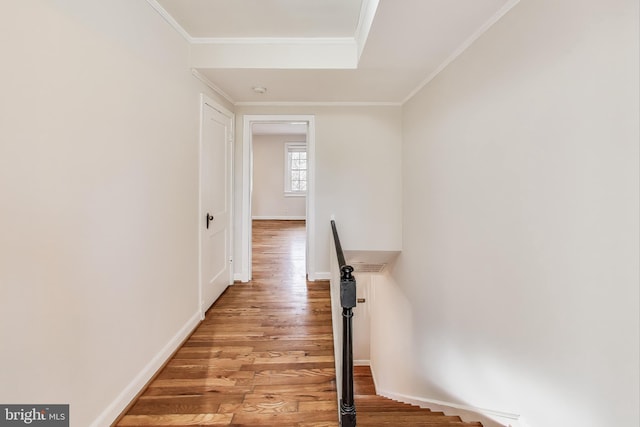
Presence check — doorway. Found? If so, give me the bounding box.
[240,115,316,282]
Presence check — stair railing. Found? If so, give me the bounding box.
[330,220,356,427]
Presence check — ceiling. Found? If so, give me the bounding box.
[156,0,364,38]
[150,0,518,105]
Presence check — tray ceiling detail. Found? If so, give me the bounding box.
[147,0,520,104]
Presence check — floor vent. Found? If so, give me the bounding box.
[352,263,386,273]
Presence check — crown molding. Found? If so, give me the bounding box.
[145,0,193,42]
[191,69,236,105]
[146,0,362,69]
[190,37,354,45]
[354,0,380,61]
[187,79,403,107]
[402,0,521,104]
[147,0,358,49]
[234,101,402,107]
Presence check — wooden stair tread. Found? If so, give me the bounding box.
[353,366,483,426]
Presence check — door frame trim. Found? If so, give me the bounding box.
[240,114,316,282]
[199,94,235,319]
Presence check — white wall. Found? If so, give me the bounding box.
[252,134,306,219]
[387,0,639,426]
[352,273,371,364]
[234,106,403,278]
[0,1,232,425]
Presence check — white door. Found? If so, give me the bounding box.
[200,99,233,315]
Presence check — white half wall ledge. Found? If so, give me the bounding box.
[91,311,202,427]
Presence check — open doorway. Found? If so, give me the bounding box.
[251,123,307,221]
[240,115,316,282]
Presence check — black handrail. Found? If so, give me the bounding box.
[331,220,347,268]
[331,220,356,427]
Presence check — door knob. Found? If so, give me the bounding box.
[206,213,214,229]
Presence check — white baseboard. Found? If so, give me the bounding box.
[90,311,201,427]
[369,365,520,427]
[236,271,323,282]
[375,387,521,427]
[354,360,370,366]
[252,216,306,220]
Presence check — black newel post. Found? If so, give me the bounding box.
[340,264,357,427]
[331,220,357,427]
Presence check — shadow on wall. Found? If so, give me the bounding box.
[367,259,519,427]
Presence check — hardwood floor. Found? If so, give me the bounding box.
[116,220,338,426]
[116,220,483,426]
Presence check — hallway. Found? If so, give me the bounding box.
[116,220,339,426]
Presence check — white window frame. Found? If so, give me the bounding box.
[284,142,307,197]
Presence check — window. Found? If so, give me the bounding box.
[284,143,307,196]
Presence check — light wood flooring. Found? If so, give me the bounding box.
[116,220,338,426]
[115,220,483,426]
